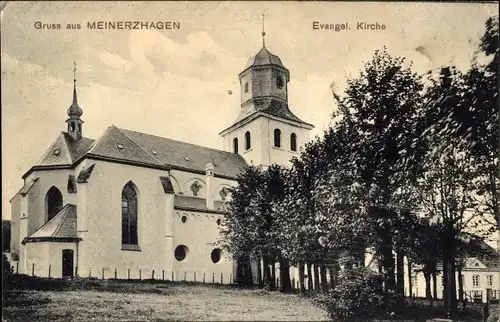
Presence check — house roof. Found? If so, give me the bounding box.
[23,204,79,243]
[244,45,285,70]
[24,125,248,180]
[37,132,94,167]
[174,195,227,214]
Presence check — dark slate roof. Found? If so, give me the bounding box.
[232,98,314,128]
[37,132,94,166]
[23,204,78,243]
[244,46,285,69]
[174,195,227,213]
[102,127,248,178]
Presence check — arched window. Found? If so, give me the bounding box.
[122,181,138,246]
[290,133,297,152]
[244,82,249,93]
[274,129,281,148]
[46,186,63,221]
[245,131,251,150]
[233,138,238,154]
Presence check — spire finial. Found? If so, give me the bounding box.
[261,13,266,47]
[73,62,77,85]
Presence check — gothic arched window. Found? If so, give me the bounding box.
[290,133,297,152]
[122,181,138,246]
[274,129,281,148]
[245,131,251,150]
[233,138,238,154]
[190,181,201,197]
[46,186,63,222]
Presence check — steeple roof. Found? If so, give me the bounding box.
[244,45,286,70]
[67,80,83,118]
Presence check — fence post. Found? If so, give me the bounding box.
[194,272,197,282]
[128,269,130,280]
[32,263,35,276]
[162,270,164,281]
[102,267,104,280]
[184,271,187,282]
[152,270,155,280]
[172,271,174,282]
[221,273,223,284]
[48,265,51,278]
[114,268,117,279]
[230,274,232,284]
[203,272,206,283]
[16,262,19,274]
[75,265,78,278]
[212,272,215,283]
[89,269,91,278]
[139,269,142,280]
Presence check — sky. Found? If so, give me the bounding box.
[1,1,498,231]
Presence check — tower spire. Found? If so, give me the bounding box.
[261,13,266,47]
[66,62,84,140]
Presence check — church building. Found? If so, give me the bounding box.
[9,36,314,280]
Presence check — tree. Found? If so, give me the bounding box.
[331,47,424,292]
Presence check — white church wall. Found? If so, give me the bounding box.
[25,169,76,236]
[10,193,21,260]
[173,210,233,283]
[266,118,306,166]
[81,160,169,279]
[25,242,50,276]
[222,119,263,165]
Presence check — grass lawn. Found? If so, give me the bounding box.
[3,276,499,322]
[2,278,328,321]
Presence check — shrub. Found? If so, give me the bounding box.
[312,267,395,321]
[2,254,14,290]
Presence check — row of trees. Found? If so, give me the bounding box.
[221,16,498,314]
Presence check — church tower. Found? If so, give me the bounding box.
[220,17,314,166]
[66,63,84,140]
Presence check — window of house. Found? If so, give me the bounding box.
[233,138,238,154]
[216,218,222,226]
[487,275,493,287]
[122,181,138,246]
[46,186,63,221]
[67,175,77,193]
[472,274,480,287]
[245,131,251,150]
[211,248,222,263]
[190,181,201,197]
[244,82,249,93]
[219,188,227,201]
[274,129,281,148]
[290,133,297,151]
[276,75,284,89]
[175,245,188,261]
[181,215,188,223]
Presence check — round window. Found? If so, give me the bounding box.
[216,218,222,226]
[181,215,187,223]
[175,245,188,261]
[276,75,284,89]
[211,248,222,264]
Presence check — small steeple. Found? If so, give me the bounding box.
[66,62,84,140]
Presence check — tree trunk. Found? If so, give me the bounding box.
[263,256,273,289]
[457,265,464,302]
[407,259,413,297]
[279,260,292,293]
[298,262,306,294]
[432,271,438,300]
[319,263,328,293]
[313,263,321,293]
[271,261,276,289]
[424,271,432,299]
[306,262,313,293]
[450,259,457,311]
[396,250,405,296]
[257,256,263,287]
[443,255,450,312]
[380,234,396,292]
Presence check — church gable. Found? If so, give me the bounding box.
[86,126,164,167]
[37,133,74,166]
